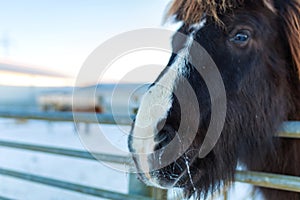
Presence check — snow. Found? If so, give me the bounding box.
[0,118,260,200]
[0,119,129,200]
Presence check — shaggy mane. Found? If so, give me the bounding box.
[167,0,244,24]
[279,0,300,78]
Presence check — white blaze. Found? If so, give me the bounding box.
[131,19,206,186]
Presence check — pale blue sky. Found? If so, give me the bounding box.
[0,0,173,79]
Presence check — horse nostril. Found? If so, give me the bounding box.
[156,118,167,132]
[154,124,176,151]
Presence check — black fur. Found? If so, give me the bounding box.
[129,1,300,199]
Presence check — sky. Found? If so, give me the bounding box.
[0,0,178,85]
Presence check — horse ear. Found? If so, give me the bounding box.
[263,0,276,13]
[278,0,300,78]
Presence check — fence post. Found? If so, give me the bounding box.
[151,187,168,200]
[128,173,168,199]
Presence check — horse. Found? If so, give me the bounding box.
[128,0,300,199]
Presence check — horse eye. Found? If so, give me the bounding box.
[229,30,251,46]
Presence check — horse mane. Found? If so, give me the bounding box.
[278,0,300,78]
[167,0,300,77]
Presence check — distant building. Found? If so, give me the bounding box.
[38,84,149,115]
[0,85,71,111]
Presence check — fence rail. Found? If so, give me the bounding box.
[0,111,165,200]
[0,140,131,165]
[0,110,133,125]
[235,171,300,193]
[0,110,299,199]
[0,110,299,138]
[0,168,152,200]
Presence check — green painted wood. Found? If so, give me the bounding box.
[128,173,167,200]
[128,173,153,197]
[0,140,131,165]
[0,110,299,138]
[0,168,152,200]
[236,170,300,192]
[0,110,133,125]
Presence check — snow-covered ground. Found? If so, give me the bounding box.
[0,118,258,200]
[0,119,129,200]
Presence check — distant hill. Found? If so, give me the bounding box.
[0,61,69,77]
[0,61,73,87]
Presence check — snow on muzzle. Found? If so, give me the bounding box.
[129,74,200,187]
[129,34,227,188]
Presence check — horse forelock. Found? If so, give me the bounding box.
[167,0,245,24]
